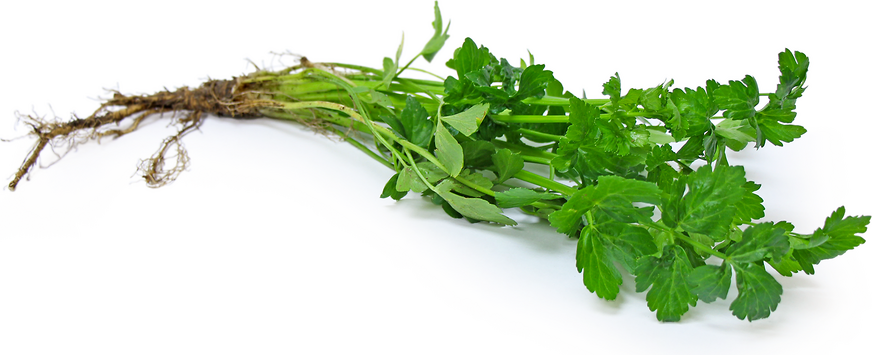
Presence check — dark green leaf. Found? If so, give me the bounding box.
[755,113,806,147]
[597,223,657,272]
[678,164,747,238]
[602,73,621,105]
[447,37,494,79]
[689,263,732,303]
[726,222,790,263]
[460,140,495,168]
[792,207,869,274]
[380,173,408,201]
[668,86,717,140]
[379,113,404,137]
[730,263,782,321]
[733,181,765,224]
[713,75,759,121]
[514,64,554,101]
[635,245,698,322]
[548,176,661,235]
[400,96,434,148]
[577,225,623,300]
[441,199,463,219]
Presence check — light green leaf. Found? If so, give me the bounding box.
[492,148,524,184]
[495,187,561,208]
[435,121,463,177]
[715,118,755,143]
[382,57,397,88]
[397,166,428,193]
[448,170,492,197]
[370,90,393,109]
[381,33,403,89]
[420,1,450,62]
[434,181,515,225]
[440,103,489,136]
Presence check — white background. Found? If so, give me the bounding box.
[1,0,870,353]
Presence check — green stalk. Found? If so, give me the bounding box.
[515,128,563,142]
[513,170,576,196]
[522,96,609,106]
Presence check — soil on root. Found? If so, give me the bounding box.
[9,77,275,191]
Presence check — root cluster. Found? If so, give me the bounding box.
[9,77,271,191]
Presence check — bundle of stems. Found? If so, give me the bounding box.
[7,2,868,322]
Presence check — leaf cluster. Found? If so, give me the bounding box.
[273,2,868,322]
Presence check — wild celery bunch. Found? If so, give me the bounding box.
[9,2,868,322]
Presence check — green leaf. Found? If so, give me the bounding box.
[447,37,493,79]
[397,166,428,193]
[678,164,747,238]
[713,75,759,121]
[514,64,554,101]
[689,262,732,303]
[380,173,408,201]
[495,187,561,208]
[421,1,450,62]
[440,199,463,219]
[400,96,435,148]
[460,140,495,168]
[755,113,806,147]
[715,119,755,145]
[576,223,656,299]
[767,250,804,277]
[379,113,404,136]
[577,225,623,300]
[441,103,489,136]
[733,181,765,224]
[381,34,403,89]
[448,170,492,197]
[772,49,809,106]
[635,245,698,322]
[668,86,717,140]
[416,161,449,183]
[792,207,869,274]
[602,73,621,105]
[730,263,783,321]
[598,223,658,272]
[435,121,464,177]
[726,222,791,264]
[369,90,393,109]
[434,181,515,225]
[492,148,524,184]
[548,176,661,235]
